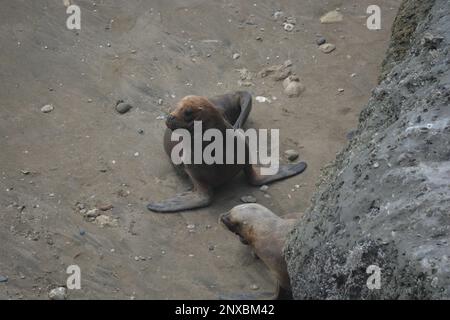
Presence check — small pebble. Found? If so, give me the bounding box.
[285,149,299,161]
[283,23,294,32]
[260,185,269,192]
[320,10,344,24]
[0,275,8,283]
[115,101,133,114]
[138,129,144,134]
[85,209,99,218]
[319,43,336,54]
[316,37,326,46]
[250,284,259,290]
[240,195,257,203]
[48,287,67,300]
[232,53,241,60]
[255,96,270,103]
[41,104,54,113]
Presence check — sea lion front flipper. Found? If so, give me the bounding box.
[147,188,213,213]
[232,91,252,129]
[245,162,307,186]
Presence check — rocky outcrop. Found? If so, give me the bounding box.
[284,0,449,299]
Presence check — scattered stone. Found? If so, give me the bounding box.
[250,284,260,290]
[316,37,327,46]
[79,230,86,236]
[319,43,336,54]
[238,80,253,87]
[157,99,163,105]
[48,287,66,300]
[41,104,54,113]
[255,96,270,103]
[0,275,8,283]
[264,194,271,199]
[138,129,144,134]
[273,11,285,21]
[259,60,292,80]
[237,68,252,81]
[320,10,343,24]
[338,88,345,93]
[21,170,30,175]
[99,204,113,211]
[187,224,196,230]
[232,53,241,60]
[285,17,297,25]
[273,68,291,81]
[373,162,380,168]
[95,215,119,228]
[115,101,133,114]
[285,149,299,161]
[241,195,257,203]
[260,185,269,192]
[283,76,305,98]
[85,209,99,218]
[283,23,294,32]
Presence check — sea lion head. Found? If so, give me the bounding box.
[219,204,278,246]
[166,95,224,132]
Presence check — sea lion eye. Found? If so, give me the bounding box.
[184,108,193,118]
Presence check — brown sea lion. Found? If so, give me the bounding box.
[220,203,296,300]
[147,91,307,213]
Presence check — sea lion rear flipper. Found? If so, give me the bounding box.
[232,91,252,129]
[147,188,213,213]
[245,162,307,186]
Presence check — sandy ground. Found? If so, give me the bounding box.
[0,0,399,299]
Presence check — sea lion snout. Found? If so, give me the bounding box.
[219,212,233,229]
[165,113,178,130]
[219,211,250,245]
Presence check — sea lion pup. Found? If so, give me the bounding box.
[220,203,296,300]
[147,91,307,213]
